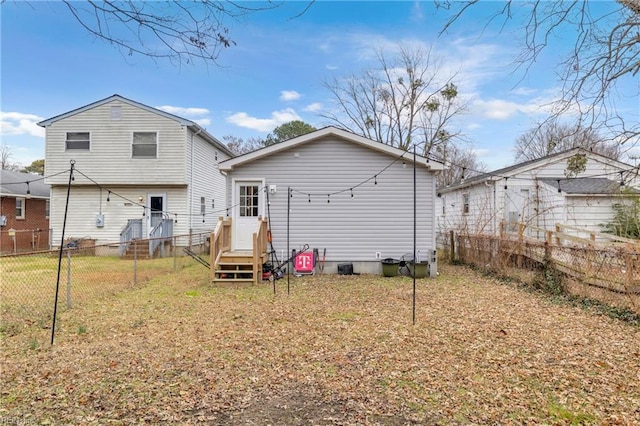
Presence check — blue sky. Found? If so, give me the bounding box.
[1,1,637,171]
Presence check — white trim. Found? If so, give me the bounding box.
[219,127,444,172]
[147,193,167,235]
[231,178,265,251]
[131,131,159,159]
[65,131,91,152]
[15,197,25,219]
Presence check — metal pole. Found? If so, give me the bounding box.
[287,187,290,295]
[413,144,417,325]
[133,241,137,286]
[51,160,75,345]
[66,249,72,309]
[173,235,177,270]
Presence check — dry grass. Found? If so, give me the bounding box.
[1,263,639,425]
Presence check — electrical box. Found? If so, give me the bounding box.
[269,185,277,194]
[0,215,6,227]
[95,214,105,228]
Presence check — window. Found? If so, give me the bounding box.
[239,185,259,217]
[16,197,25,219]
[132,132,157,158]
[66,132,90,150]
[462,193,470,215]
[200,197,206,215]
[111,106,121,120]
[45,199,50,218]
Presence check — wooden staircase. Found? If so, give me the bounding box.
[121,239,151,259]
[210,216,269,286]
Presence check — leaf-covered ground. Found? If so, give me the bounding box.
[2,264,639,425]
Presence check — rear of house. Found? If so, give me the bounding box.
[39,95,232,254]
[0,170,50,253]
[437,148,638,240]
[219,127,444,276]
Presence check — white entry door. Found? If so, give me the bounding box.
[233,181,263,250]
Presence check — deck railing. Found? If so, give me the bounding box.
[210,217,232,280]
[253,216,269,282]
[149,218,174,256]
[119,219,143,256]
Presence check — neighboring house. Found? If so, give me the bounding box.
[218,126,445,276]
[0,170,50,253]
[436,148,638,239]
[38,94,234,254]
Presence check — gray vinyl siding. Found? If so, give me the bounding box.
[45,100,187,186]
[227,137,437,263]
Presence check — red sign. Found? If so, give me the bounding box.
[294,252,314,273]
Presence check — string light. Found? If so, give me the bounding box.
[308,194,311,203]
[350,188,354,198]
[327,194,330,203]
[26,181,30,196]
[175,213,178,223]
[107,191,111,202]
[620,171,625,187]
[504,177,508,190]
[202,214,205,223]
[374,175,378,185]
[557,179,562,193]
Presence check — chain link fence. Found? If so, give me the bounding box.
[440,231,640,315]
[1,232,211,344]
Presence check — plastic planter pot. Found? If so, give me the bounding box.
[381,258,400,277]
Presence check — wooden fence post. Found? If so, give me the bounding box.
[449,230,455,263]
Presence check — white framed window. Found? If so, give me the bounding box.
[45,199,50,218]
[111,106,122,120]
[462,193,470,215]
[239,185,259,217]
[132,132,157,158]
[200,197,206,215]
[16,197,25,219]
[65,132,90,150]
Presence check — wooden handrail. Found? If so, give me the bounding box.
[252,216,269,284]
[210,217,232,281]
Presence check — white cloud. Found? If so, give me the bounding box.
[411,1,424,22]
[155,105,210,117]
[325,64,338,70]
[193,118,211,127]
[304,103,323,112]
[226,108,302,132]
[280,91,301,102]
[473,97,555,120]
[0,112,45,138]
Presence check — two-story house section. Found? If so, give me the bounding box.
[38,94,234,253]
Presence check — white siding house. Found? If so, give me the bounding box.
[219,127,445,275]
[39,95,233,251]
[437,148,638,240]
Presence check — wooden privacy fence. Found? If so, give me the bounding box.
[444,224,639,314]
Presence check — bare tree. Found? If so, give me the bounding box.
[432,139,486,187]
[13,1,310,67]
[321,45,469,155]
[1,146,20,171]
[514,121,622,163]
[223,135,264,155]
[436,1,640,146]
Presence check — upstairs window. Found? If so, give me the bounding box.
[16,197,25,219]
[66,132,90,150]
[132,132,157,158]
[200,197,206,215]
[462,193,470,215]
